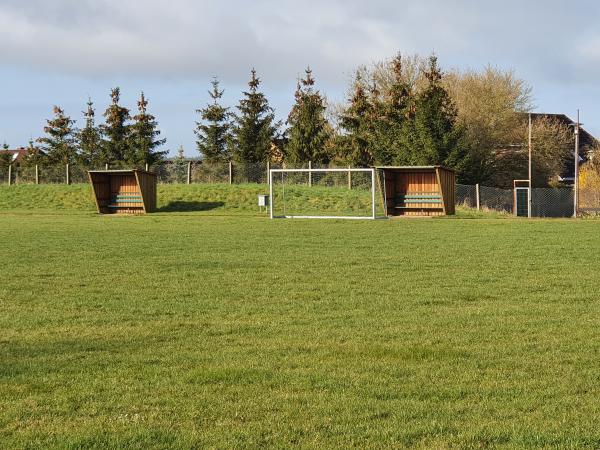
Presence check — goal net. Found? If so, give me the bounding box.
[269,168,386,219]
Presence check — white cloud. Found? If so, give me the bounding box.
[0,1,596,78]
[1,0,599,88]
[2,0,600,147]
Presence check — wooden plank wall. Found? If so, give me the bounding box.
[89,171,156,214]
[109,174,141,214]
[89,172,110,214]
[395,170,443,216]
[136,171,157,212]
[437,168,456,215]
[382,168,456,217]
[385,171,396,216]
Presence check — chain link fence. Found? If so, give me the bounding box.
[0,162,588,218]
[456,184,477,208]
[532,188,574,217]
[480,185,513,213]
[579,188,600,215]
[0,166,8,185]
[457,183,575,217]
[0,161,350,186]
[153,161,285,184]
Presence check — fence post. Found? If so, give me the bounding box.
[8,164,12,186]
[348,166,352,189]
[267,161,270,186]
[187,161,192,184]
[476,183,480,210]
[35,165,39,185]
[229,161,233,184]
[66,163,70,185]
[308,161,312,187]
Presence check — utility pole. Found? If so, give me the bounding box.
[574,109,580,218]
[528,113,532,218]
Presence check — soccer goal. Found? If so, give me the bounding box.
[269,168,385,219]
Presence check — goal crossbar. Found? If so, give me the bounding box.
[269,168,378,220]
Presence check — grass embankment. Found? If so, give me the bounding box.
[2,186,599,448]
[0,183,502,219]
[0,183,271,214]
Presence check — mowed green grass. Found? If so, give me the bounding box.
[0,183,272,214]
[2,185,600,448]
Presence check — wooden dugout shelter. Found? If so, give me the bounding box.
[88,169,157,214]
[377,166,455,217]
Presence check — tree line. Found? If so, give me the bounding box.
[2,51,584,187]
[3,88,166,169]
[196,53,580,187]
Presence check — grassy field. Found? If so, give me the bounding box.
[2,184,600,448]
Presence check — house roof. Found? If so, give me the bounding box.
[526,113,598,149]
[0,147,33,163]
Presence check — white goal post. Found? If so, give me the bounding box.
[269,168,381,219]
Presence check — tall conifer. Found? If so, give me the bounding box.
[404,55,469,168]
[21,139,44,167]
[100,87,130,165]
[37,106,77,164]
[286,67,331,164]
[232,69,278,163]
[195,79,232,163]
[128,92,167,167]
[377,53,414,165]
[0,142,11,168]
[338,73,374,166]
[78,97,102,166]
[171,145,188,183]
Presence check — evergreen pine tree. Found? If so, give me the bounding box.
[171,145,188,183]
[100,87,130,166]
[195,78,232,163]
[232,69,279,163]
[21,139,44,167]
[128,92,167,167]
[403,55,469,170]
[0,142,11,168]
[338,72,374,166]
[37,106,78,164]
[285,67,331,164]
[376,53,414,165]
[78,97,102,167]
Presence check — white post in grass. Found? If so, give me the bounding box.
[475,183,480,210]
[35,164,39,185]
[229,161,233,184]
[371,168,376,219]
[348,166,352,190]
[8,164,12,186]
[269,169,274,219]
[267,161,270,186]
[528,113,532,218]
[574,109,580,218]
[308,160,312,187]
[66,163,70,185]
[187,161,192,184]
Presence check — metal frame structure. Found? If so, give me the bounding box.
[513,179,531,218]
[269,168,377,220]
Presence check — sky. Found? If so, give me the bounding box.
[1,0,600,157]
